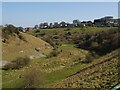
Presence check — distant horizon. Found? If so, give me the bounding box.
[1,15,118,28]
[2,2,118,27]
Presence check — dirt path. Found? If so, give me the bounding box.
[0,61,9,67]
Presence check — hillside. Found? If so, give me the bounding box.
[51,49,119,88]
[2,32,53,61]
[2,27,119,89]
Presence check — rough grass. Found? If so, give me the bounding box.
[2,27,119,88]
[51,49,119,88]
[2,44,89,88]
[2,44,119,88]
[2,32,53,61]
[30,27,117,36]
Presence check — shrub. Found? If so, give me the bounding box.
[18,34,27,42]
[47,50,60,58]
[23,67,44,88]
[3,63,17,70]
[50,50,59,57]
[81,54,93,63]
[2,24,20,39]
[3,57,30,70]
[39,32,45,36]
[53,35,59,39]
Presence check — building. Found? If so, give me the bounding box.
[49,23,53,28]
[59,21,67,28]
[53,22,59,28]
[94,16,114,27]
[73,19,81,27]
[67,23,74,28]
[39,22,48,29]
[113,19,119,27]
[33,25,39,30]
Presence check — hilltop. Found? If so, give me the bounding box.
[2,25,53,61]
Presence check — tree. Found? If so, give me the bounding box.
[34,25,39,30]
[18,27,24,32]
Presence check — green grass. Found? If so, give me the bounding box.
[2,44,89,88]
[30,27,117,35]
[51,50,119,88]
[2,43,119,88]
[2,27,119,88]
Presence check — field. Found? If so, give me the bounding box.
[2,27,120,89]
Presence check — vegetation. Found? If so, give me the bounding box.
[22,67,44,88]
[2,27,119,89]
[3,57,30,70]
[2,24,25,41]
[2,31,53,61]
[52,50,119,88]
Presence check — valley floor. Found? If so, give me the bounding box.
[2,44,119,89]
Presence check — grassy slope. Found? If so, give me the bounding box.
[2,44,119,88]
[2,32,53,61]
[2,44,90,88]
[2,27,119,88]
[51,49,119,88]
[29,27,117,36]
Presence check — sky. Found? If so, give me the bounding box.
[2,2,118,27]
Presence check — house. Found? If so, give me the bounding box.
[33,25,39,30]
[81,21,87,27]
[94,19,101,27]
[39,22,48,29]
[49,23,53,28]
[94,16,114,27]
[67,23,74,28]
[86,21,93,26]
[43,22,48,29]
[53,22,59,28]
[23,27,33,32]
[39,23,44,29]
[113,19,119,27]
[73,19,81,27]
[59,21,67,28]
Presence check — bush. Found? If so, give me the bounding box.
[47,50,60,58]
[3,63,17,70]
[18,34,27,42]
[39,32,45,36]
[2,24,20,39]
[81,54,93,63]
[3,57,30,70]
[23,67,44,88]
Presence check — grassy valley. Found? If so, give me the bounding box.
[2,26,120,89]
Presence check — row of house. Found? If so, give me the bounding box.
[33,16,119,29]
[15,16,119,32]
[34,20,93,29]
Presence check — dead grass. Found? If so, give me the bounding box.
[2,32,53,61]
